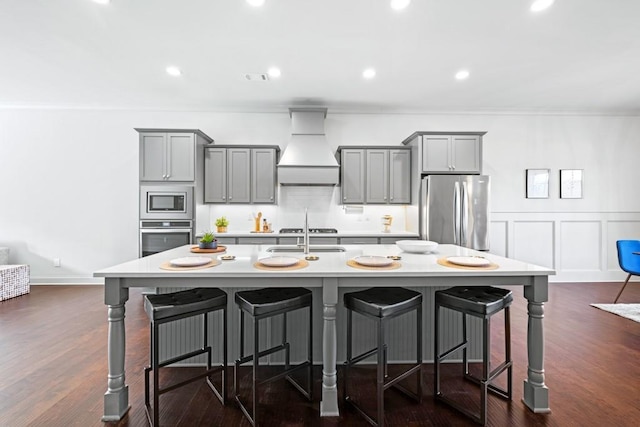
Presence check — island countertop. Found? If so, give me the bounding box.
[95,243,554,422]
[95,243,553,279]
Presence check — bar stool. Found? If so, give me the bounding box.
[234,287,313,426]
[343,287,423,427]
[143,288,227,427]
[434,286,513,425]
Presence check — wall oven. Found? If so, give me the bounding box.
[140,185,194,220]
[139,220,193,257]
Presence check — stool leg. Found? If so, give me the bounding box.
[153,321,160,427]
[253,316,259,426]
[204,312,211,371]
[344,307,352,402]
[417,303,422,401]
[434,302,440,398]
[377,317,385,427]
[505,306,512,400]
[234,308,244,400]
[308,302,313,400]
[462,312,469,377]
[223,306,228,402]
[284,312,290,372]
[481,316,490,426]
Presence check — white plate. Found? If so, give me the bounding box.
[396,240,438,253]
[170,256,213,267]
[353,255,394,267]
[446,256,491,267]
[258,256,300,267]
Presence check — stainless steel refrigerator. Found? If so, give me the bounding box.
[420,175,490,250]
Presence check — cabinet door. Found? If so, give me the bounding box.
[341,149,365,204]
[366,149,389,203]
[140,133,167,181]
[227,148,251,203]
[166,133,195,181]
[204,148,227,203]
[389,149,411,203]
[252,148,276,204]
[451,135,481,173]
[422,136,451,173]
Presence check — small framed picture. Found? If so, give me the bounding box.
[560,169,583,199]
[526,169,550,199]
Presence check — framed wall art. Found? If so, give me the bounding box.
[560,169,583,199]
[526,169,550,199]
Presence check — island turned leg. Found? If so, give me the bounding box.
[523,276,551,413]
[320,278,340,416]
[102,279,130,421]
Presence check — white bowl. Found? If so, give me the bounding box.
[396,240,438,253]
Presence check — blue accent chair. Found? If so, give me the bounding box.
[615,240,640,303]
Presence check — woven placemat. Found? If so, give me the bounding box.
[437,257,499,270]
[253,259,309,271]
[346,259,402,270]
[160,259,221,271]
[190,245,227,254]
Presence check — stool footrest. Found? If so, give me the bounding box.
[437,340,467,361]
[256,361,311,387]
[158,365,225,396]
[383,364,421,392]
[236,343,287,365]
[157,347,209,369]
[345,346,379,366]
[436,393,483,425]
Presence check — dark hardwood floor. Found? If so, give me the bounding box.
[1,282,639,427]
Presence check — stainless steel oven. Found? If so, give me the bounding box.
[140,185,194,220]
[139,220,193,257]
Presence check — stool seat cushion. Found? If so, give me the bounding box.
[144,288,227,321]
[436,286,512,316]
[344,287,422,318]
[235,287,312,316]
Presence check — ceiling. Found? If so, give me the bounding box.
[2,0,639,114]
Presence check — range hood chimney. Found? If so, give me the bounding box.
[277,107,339,186]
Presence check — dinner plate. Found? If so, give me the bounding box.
[169,256,213,267]
[258,256,300,267]
[353,255,394,267]
[446,256,491,267]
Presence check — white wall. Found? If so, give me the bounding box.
[1,109,639,283]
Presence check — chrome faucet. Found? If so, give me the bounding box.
[297,207,310,254]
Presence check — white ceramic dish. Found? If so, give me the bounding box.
[258,256,300,267]
[170,256,212,267]
[353,255,394,267]
[396,240,438,253]
[446,256,491,267]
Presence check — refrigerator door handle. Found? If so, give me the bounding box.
[461,181,469,247]
[453,181,460,245]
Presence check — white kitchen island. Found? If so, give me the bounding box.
[95,244,554,421]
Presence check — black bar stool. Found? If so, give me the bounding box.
[343,287,423,427]
[234,287,313,426]
[434,286,513,425]
[143,287,228,427]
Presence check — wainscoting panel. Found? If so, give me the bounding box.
[491,212,640,282]
[559,221,601,271]
[512,221,555,269]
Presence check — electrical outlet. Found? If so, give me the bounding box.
[53,258,61,267]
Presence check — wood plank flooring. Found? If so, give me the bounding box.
[0,282,639,426]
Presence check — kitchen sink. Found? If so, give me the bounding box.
[266,245,346,253]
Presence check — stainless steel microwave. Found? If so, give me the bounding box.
[140,185,193,220]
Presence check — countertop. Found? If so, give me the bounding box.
[198,231,420,238]
[95,244,554,279]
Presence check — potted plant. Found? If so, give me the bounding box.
[199,231,217,249]
[215,216,229,233]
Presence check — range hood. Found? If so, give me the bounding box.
[277,107,339,186]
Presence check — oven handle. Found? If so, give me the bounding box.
[139,228,193,234]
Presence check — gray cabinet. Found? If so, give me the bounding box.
[138,130,212,182]
[422,135,481,174]
[204,146,279,204]
[339,147,411,204]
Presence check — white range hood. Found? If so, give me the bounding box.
[277,107,339,186]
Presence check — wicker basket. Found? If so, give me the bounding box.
[1,265,30,301]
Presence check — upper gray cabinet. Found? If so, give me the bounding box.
[338,146,411,204]
[401,131,485,175]
[137,129,213,182]
[204,146,279,204]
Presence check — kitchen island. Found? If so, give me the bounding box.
[95,244,554,421]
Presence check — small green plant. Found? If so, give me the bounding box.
[200,231,216,243]
[215,216,229,227]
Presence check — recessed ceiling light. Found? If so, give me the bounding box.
[455,70,470,80]
[166,66,182,77]
[530,0,555,12]
[246,0,265,7]
[390,0,411,11]
[363,68,376,79]
[267,67,281,78]
[92,0,110,4]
